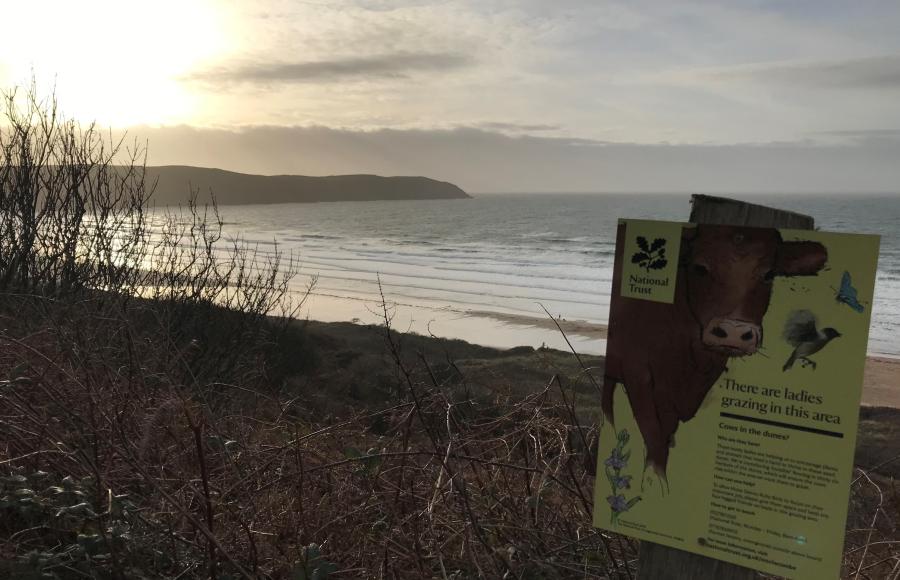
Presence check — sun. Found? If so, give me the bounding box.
[0,0,229,127]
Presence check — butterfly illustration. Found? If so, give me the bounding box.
[836,271,865,313]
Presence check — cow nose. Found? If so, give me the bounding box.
[702,318,761,355]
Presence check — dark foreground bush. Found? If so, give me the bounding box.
[0,294,637,579]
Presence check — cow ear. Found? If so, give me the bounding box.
[776,241,827,276]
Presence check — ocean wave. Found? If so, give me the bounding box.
[280,233,343,241]
[303,269,609,301]
[309,279,609,315]
[215,194,900,355]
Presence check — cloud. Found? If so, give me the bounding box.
[154,3,900,144]
[127,124,900,194]
[817,128,900,139]
[709,54,900,89]
[473,122,561,133]
[187,52,473,85]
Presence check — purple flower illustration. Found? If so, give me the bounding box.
[607,494,629,513]
[604,428,641,525]
[613,474,632,489]
[604,447,627,470]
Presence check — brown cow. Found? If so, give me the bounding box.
[601,223,827,480]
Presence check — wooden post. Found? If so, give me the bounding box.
[688,194,814,229]
[635,194,816,580]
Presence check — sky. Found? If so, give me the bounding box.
[3,0,900,193]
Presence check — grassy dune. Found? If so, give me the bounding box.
[2,290,898,579]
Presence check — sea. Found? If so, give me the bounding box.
[214,193,900,357]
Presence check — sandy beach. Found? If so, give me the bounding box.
[299,290,899,408]
[863,356,900,408]
[467,310,608,340]
[298,291,606,354]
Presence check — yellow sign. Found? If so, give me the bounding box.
[594,219,880,579]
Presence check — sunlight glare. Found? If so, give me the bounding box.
[1,0,228,126]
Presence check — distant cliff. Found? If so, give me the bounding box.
[144,166,470,205]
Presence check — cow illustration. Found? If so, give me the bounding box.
[601,223,827,480]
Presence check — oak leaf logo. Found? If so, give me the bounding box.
[631,236,667,272]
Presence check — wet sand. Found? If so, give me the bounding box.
[468,310,608,340]
[298,291,605,354]
[863,356,900,408]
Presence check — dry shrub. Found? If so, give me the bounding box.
[0,296,640,578]
[842,469,900,579]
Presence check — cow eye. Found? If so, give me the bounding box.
[764,269,776,282]
[692,263,709,276]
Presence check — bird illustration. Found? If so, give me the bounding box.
[836,271,865,313]
[782,310,841,371]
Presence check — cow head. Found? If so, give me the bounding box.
[681,226,827,356]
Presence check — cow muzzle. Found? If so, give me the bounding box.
[702,318,760,355]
